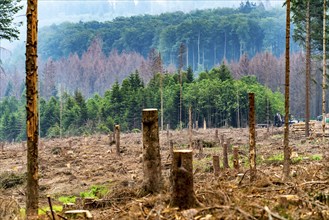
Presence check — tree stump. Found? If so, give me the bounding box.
[170,150,201,209]
[213,155,220,176]
[220,134,225,145]
[115,125,120,156]
[223,142,229,169]
[0,142,5,152]
[233,146,239,170]
[141,109,162,194]
[215,129,218,140]
[169,140,174,160]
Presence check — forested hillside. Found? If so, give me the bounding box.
[38,5,299,69]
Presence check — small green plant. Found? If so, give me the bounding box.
[292,156,303,164]
[38,205,63,215]
[310,154,322,161]
[80,185,109,199]
[58,195,76,204]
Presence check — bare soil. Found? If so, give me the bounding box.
[1,124,329,219]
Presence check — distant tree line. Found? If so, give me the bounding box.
[38,5,299,70]
[0,64,283,141]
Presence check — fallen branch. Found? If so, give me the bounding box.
[235,207,257,220]
[299,181,328,187]
[252,204,287,220]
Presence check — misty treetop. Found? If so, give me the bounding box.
[0,63,284,141]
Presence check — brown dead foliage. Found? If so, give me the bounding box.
[0,126,329,219]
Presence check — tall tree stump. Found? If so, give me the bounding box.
[195,120,198,130]
[213,155,220,176]
[220,134,225,145]
[249,93,257,182]
[215,129,219,140]
[141,109,162,194]
[170,150,201,209]
[115,125,120,156]
[233,146,239,170]
[223,142,229,169]
[0,142,4,152]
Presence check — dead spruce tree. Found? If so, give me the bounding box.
[249,93,256,182]
[141,109,162,194]
[26,0,39,217]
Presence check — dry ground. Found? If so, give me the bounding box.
[1,123,329,219]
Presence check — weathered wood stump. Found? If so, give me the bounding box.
[170,150,201,209]
[213,155,220,176]
[223,142,229,169]
[115,125,120,156]
[141,109,162,194]
[233,146,239,170]
[220,134,225,145]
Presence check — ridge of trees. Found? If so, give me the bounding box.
[0,64,284,141]
[38,5,300,69]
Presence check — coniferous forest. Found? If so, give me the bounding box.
[0,3,325,142]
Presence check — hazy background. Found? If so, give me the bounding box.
[1,0,284,51]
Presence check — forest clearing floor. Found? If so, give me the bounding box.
[1,123,329,219]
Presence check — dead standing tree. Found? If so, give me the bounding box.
[141,109,162,194]
[249,93,256,182]
[26,0,39,217]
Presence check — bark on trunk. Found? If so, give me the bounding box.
[305,0,310,137]
[170,150,201,209]
[188,106,192,148]
[248,93,256,182]
[233,146,239,171]
[115,125,120,156]
[213,155,220,176]
[26,0,39,217]
[223,142,229,169]
[283,0,291,180]
[322,0,327,142]
[142,109,162,194]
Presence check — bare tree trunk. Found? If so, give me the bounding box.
[59,84,63,139]
[141,109,162,194]
[283,0,291,180]
[305,0,310,137]
[237,90,240,128]
[188,106,192,148]
[115,125,120,156]
[203,117,206,130]
[170,150,201,209]
[160,73,164,131]
[26,0,39,217]
[248,93,256,182]
[322,0,327,142]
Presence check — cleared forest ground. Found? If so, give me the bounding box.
[1,124,329,219]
